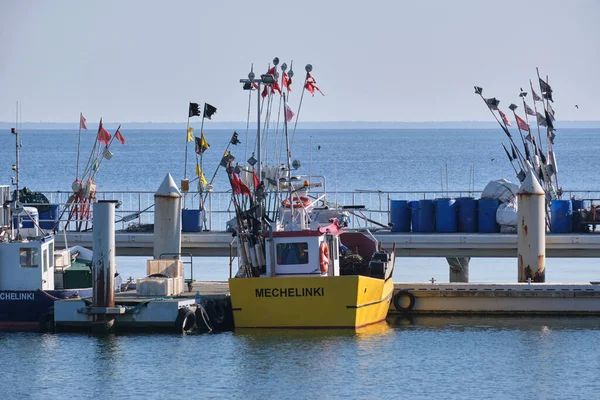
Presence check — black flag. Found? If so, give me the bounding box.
[536,112,547,127]
[220,150,235,167]
[484,97,500,110]
[539,78,553,102]
[502,143,513,161]
[204,103,217,119]
[189,102,201,117]
[525,103,536,117]
[511,142,518,160]
[230,131,240,145]
[545,110,555,130]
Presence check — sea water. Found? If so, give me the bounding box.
[1,128,600,398]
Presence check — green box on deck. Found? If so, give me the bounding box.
[63,262,93,289]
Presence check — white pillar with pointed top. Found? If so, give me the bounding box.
[517,165,546,282]
[154,173,182,260]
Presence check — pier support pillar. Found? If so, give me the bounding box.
[517,166,546,282]
[92,200,117,332]
[447,257,470,282]
[154,173,182,260]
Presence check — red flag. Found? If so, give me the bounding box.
[232,173,252,197]
[282,72,292,91]
[261,85,269,98]
[253,171,259,188]
[80,113,87,130]
[305,72,325,96]
[96,118,111,144]
[252,82,259,89]
[284,102,295,122]
[498,109,512,127]
[272,81,282,96]
[114,125,125,144]
[515,115,530,132]
[266,66,276,75]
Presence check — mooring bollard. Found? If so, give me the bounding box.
[154,173,182,260]
[517,167,546,282]
[92,200,118,332]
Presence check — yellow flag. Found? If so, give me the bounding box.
[187,126,194,142]
[196,164,207,187]
[200,132,210,153]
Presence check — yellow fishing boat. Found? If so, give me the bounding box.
[227,61,394,329]
[229,220,395,329]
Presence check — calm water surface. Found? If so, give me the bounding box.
[2,128,600,398]
[1,317,599,399]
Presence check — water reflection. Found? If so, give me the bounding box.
[388,315,600,331]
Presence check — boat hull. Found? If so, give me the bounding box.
[229,275,393,329]
[0,289,93,330]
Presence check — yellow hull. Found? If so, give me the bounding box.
[229,276,394,329]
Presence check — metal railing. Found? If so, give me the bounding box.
[24,189,600,233]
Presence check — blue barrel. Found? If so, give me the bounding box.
[478,198,499,233]
[39,204,60,229]
[572,199,584,233]
[409,201,419,232]
[551,200,573,233]
[182,209,204,232]
[457,197,478,233]
[416,199,435,233]
[435,198,457,233]
[390,200,410,232]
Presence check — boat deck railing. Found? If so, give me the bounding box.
[25,189,600,233]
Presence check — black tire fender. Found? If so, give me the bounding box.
[39,311,55,333]
[174,307,196,333]
[393,290,415,313]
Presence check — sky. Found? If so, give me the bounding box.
[1,0,599,123]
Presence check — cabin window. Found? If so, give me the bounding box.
[20,248,39,268]
[48,243,54,268]
[43,249,48,273]
[277,242,309,265]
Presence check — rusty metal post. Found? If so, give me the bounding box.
[92,200,117,331]
[517,167,546,282]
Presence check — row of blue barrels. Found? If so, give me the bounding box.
[390,198,498,233]
[390,198,586,233]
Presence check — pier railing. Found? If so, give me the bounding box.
[28,189,600,233]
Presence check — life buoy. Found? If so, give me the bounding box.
[282,196,312,209]
[393,290,415,313]
[319,242,330,273]
[174,307,196,333]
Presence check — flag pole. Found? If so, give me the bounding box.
[475,90,527,166]
[76,112,83,180]
[290,69,308,149]
[529,79,546,157]
[535,69,559,197]
[198,107,207,209]
[508,107,531,164]
[244,64,254,162]
[184,109,191,180]
[202,139,233,205]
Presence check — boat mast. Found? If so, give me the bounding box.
[13,101,20,204]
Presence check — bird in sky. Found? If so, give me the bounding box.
[575,105,579,109]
